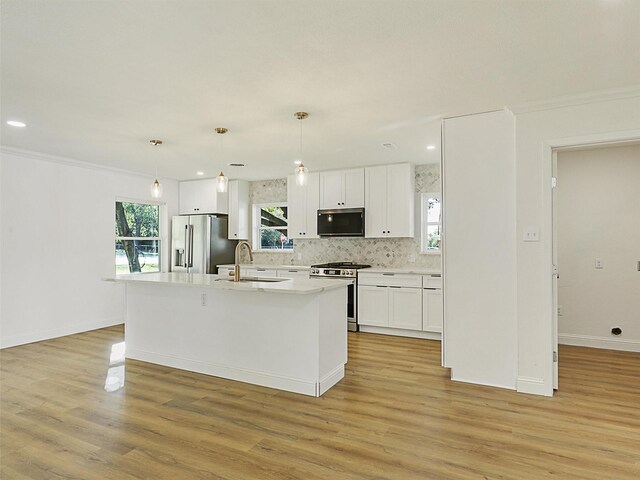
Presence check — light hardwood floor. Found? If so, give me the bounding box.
[1,325,639,479]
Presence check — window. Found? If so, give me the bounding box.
[252,203,293,251]
[421,193,442,254]
[115,201,161,273]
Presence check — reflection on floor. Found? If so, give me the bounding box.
[104,341,125,393]
[1,325,640,479]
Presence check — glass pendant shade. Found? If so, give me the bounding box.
[295,163,308,186]
[216,171,228,193]
[150,178,162,198]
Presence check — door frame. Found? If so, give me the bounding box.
[546,130,640,391]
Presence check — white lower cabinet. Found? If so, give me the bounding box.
[422,275,443,333]
[422,288,443,332]
[358,286,390,327]
[389,287,422,330]
[358,274,422,331]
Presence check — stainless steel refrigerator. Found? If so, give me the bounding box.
[171,215,237,274]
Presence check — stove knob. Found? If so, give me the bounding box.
[346,270,352,276]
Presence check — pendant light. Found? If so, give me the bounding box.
[294,112,309,186]
[215,127,229,193]
[149,139,163,198]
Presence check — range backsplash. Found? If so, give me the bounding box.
[245,164,441,269]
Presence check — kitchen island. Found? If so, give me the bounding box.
[112,272,350,396]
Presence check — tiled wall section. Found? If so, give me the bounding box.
[247,164,441,268]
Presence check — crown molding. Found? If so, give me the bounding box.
[508,85,640,114]
[0,145,166,180]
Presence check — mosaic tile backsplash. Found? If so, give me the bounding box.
[246,164,441,269]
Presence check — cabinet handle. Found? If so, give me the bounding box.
[376,285,386,288]
[389,286,401,289]
[382,273,395,276]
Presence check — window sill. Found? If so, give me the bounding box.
[253,249,294,254]
[420,251,441,256]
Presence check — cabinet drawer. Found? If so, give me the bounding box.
[423,275,442,289]
[244,267,278,278]
[358,273,422,288]
[276,269,309,279]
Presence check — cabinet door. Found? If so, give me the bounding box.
[386,163,414,238]
[344,168,365,208]
[357,285,389,327]
[228,180,239,238]
[179,180,202,214]
[422,289,443,332]
[320,171,344,208]
[364,165,388,238]
[217,267,234,277]
[305,173,320,238]
[228,180,249,239]
[389,287,422,330]
[287,175,307,239]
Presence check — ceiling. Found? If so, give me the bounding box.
[2,0,639,181]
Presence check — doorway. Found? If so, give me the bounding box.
[552,141,640,389]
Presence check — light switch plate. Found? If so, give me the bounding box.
[523,227,540,242]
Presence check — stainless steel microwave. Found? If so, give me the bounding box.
[317,208,365,237]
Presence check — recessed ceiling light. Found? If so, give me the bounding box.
[227,163,245,167]
[426,145,436,150]
[196,171,204,176]
[7,120,26,127]
[294,160,302,165]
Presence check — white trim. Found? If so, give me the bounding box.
[318,365,345,396]
[509,86,640,114]
[358,326,441,341]
[450,372,517,391]
[252,202,293,253]
[1,146,161,180]
[127,348,332,397]
[516,376,551,396]
[0,317,123,349]
[559,334,640,353]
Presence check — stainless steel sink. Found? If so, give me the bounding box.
[215,276,288,283]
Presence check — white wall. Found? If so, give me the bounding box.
[515,94,640,396]
[442,110,518,389]
[557,144,640,351]
[0,148,179,348]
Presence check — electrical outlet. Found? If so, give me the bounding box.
[297,253,302,260]
[595,258,603,269]
[557,305,563,316]
[408,254,416,263]
[201,293,207,306]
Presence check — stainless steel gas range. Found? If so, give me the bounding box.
[310,262,371,332]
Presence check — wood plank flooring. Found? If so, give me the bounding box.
[1,325,639,479]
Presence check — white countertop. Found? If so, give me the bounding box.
[363,267,442,275]
[109,272,351,295]
[217,264,311,270]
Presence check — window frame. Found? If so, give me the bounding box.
[252,202,293,253]
[115,198,165,274]
[420,192,442,255]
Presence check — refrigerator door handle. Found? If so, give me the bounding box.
[188,225,195,267]
[183,224,190,268]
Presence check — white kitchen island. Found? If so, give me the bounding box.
[112,272,349,396]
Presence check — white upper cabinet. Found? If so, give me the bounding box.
[179,179,229,215]
[287,172,319,239]
[319,168,364,209]
[365,163,414,238]
[228,180,249,240]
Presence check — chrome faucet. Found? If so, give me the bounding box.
[232,241,253,282]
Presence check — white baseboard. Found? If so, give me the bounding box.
[450,370,517,392]
[127,348,343,397]
[517,376,552,396]
[559,334,640,352]
[358,326,442,340]
[0,316,123,349]
[318,365,345,396]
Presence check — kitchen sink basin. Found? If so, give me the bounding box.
[215,277,288,283]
